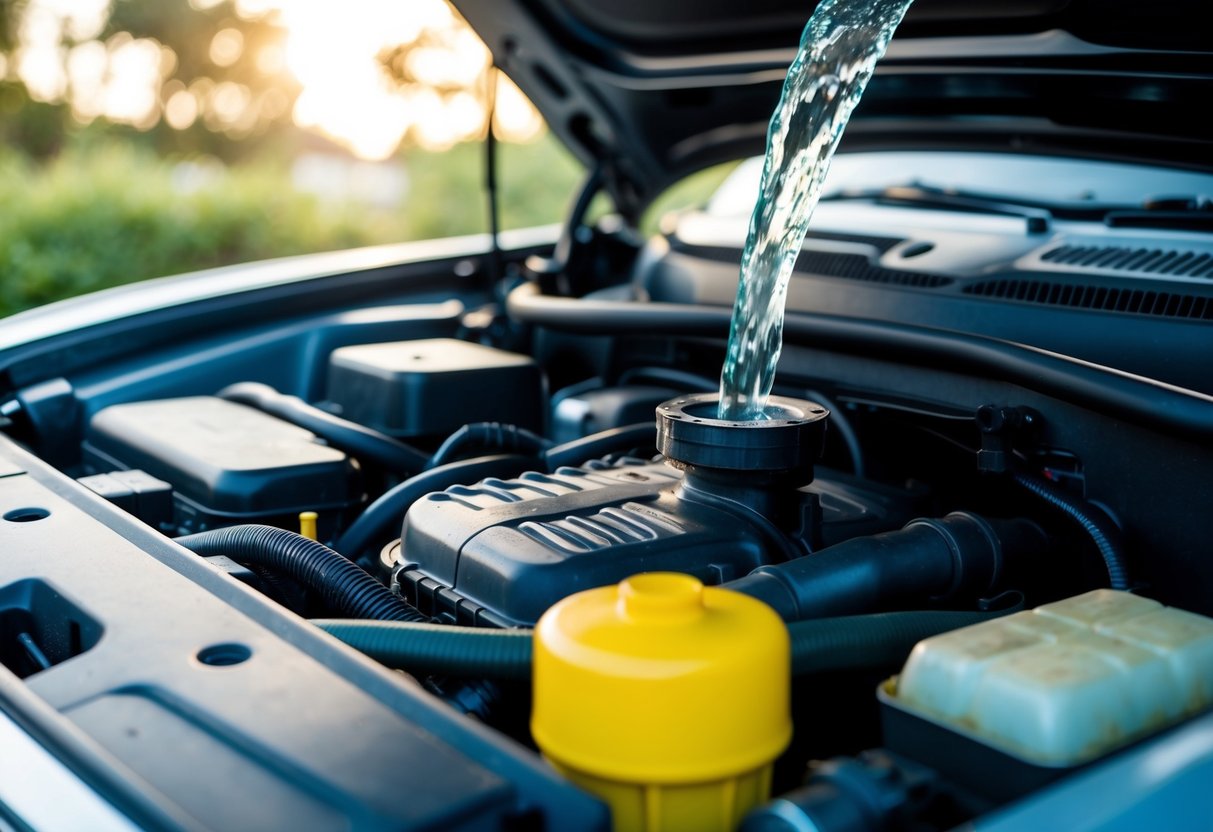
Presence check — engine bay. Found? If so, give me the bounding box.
[2,181,1213,830]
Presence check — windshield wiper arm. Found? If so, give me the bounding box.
[1107,196,1213,232]
[824,184,1055,234]
[825,185,1213,235]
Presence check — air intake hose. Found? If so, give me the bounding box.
[177,525,426,622]
[724,512,1045,622]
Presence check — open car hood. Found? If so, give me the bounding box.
[453,0,1213,218]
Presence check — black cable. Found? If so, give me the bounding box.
[429,422,551,469]
[616,366,715,392]
[176,525,426,622]
[335,454,536,561]
[541,423,655,470]
[1011,468,1130,590]
[218,382,429,475]
[337,425,657,560]
[806,387,864,477]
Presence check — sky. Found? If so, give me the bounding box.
[9,0,545,159]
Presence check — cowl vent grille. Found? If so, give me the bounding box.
[672,242,952,289]
[796,251,953,289]
[1040,245,1213,278]
[964,279,1213,320]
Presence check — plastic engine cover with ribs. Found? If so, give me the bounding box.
[394,459,919,627]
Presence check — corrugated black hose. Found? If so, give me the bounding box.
[1011,469,1130,590]
[313,609,1010,680]
[177,525,426,622]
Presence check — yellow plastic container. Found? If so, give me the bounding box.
[532,573,791,831]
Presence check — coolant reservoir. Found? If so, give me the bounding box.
[532,573,791,831]
[888,589,1213,767]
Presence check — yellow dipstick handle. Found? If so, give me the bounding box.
[299,511,318,541]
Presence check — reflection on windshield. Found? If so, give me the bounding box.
[708,153,1213,218]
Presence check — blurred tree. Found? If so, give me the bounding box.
[98,0,300,159]
[0,1,16,52]
[0,0,299,161]
[0,81,68,159]
[0,0,543,160]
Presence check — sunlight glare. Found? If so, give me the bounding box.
[66,40,107,119]
[209,28,245,68]
[278,0,463,159]
[9,0,546,159]
[102,36,164,128]
[495,74,545,143]
[164,87,200,130]
[276,0,541,158]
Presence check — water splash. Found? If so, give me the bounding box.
[718,0,914,420]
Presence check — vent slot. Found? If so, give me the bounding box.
[1040,245,1213,278]
[796,251,953,288]
[673,243,951,289]
[964,278,1213,320]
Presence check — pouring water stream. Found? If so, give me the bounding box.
[718,0,915,420]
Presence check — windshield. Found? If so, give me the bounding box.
[708,152,1213,219]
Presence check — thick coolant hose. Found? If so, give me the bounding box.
[218,382,430,475]
[429,423,552,468]
[312,609,1009,680]
[725,512,1046,622]
[335,454,536,560]
[314,619,533,680]
[176,525,426,622]
[786,609,1005,675]
[1012,469,1130,590]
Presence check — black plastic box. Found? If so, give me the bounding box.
[326,339,544,438]
[878,680,1078,805]
[77,469,173,531]
[84,397,360,533]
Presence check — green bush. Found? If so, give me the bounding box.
[0,135,585,319]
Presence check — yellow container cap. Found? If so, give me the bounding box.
[532,572,791,785]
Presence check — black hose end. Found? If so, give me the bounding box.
[725,571,803,621]
[906,512,1048,603]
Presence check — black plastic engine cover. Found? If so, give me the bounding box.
[84,397,361,535]
[396,461,920,627]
